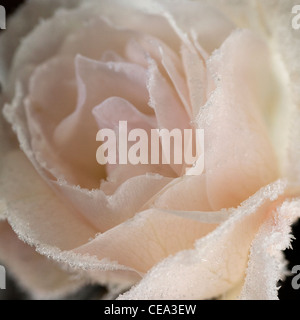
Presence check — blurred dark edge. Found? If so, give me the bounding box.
[0,0,300,300]
[0,0,28,301]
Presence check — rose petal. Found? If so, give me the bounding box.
[93,97,156,174]
[24,56,79,184]
[27,56,76,136]
[0,222,83,299]
[4,2,100,97]
[73,207,218,274]
[51,174,172,232]
[147,56,190,130]
[197,29,279,210]
[53,55,151,188]
[0,150,142,290]
[181,45,211,118]
[0,150,96,249]
[0,0,81,88]
[3,83,46,179]
[81,0,181,53]
[125,36,192,118]
[257,2,300,185]
[154,175,212,212]
[92,96,176,178]
[156,0,235,53]
[239,199,300,299]
[117,180,286,300]
[59,16,133,61]
[154,31,280,212]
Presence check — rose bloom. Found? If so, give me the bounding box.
[0,0,300,300]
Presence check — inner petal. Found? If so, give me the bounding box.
[92,96,175,178]
[25,56,82,184]
[157,0,236,54]
[125,35,192,117]
[53,55,152,188]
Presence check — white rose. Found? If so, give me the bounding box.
[0,0,300,300]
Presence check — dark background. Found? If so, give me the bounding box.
[0,0,24,18]
[1,0,300,300]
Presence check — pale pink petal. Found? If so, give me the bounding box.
[0,222,83,299]
[197,29,279,210]
[99,167,173,195]
[2,6,111,188]
[101,50,125,63]
[93,97,175,178]
[24,56,79,184]
[6,61,177,236]
[5,3,101,98]
[286,109,300,184]
[181,45,211,118]
[93,97,156,131]
[153,175,212,212]
[156,0,235,53]
[82,0,181,53]
[125,36,192,117]
[26,56,76,136]
[73,207,218,274]
[0,210,141,295]
[3,83,48,182]
[0,151,96,249]
[2,0,181,95]
[152,41,192,118]
[59,16,133,61]
[51,174,172,232]
[0,0,81,89]
[261,2,300,185]
[117,180,287,300]
[239,199,300,299]
[93,97,156,165]
[147,58,191,175]
[53,55,151,188]
[147,57,189,131]
[0,151,142,290]
[153,31,278,213]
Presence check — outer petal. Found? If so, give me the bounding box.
[208,0,300,183]
[0,222,83,299]
[2,0,181,97]
[265,0,300,184]
[0,151,142,292]
[0,0,82,87]
[0,151,96,249]
[239,199,300,300]
[73,207,218,274]
[197,29,279,210]
[118,180,287,300]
